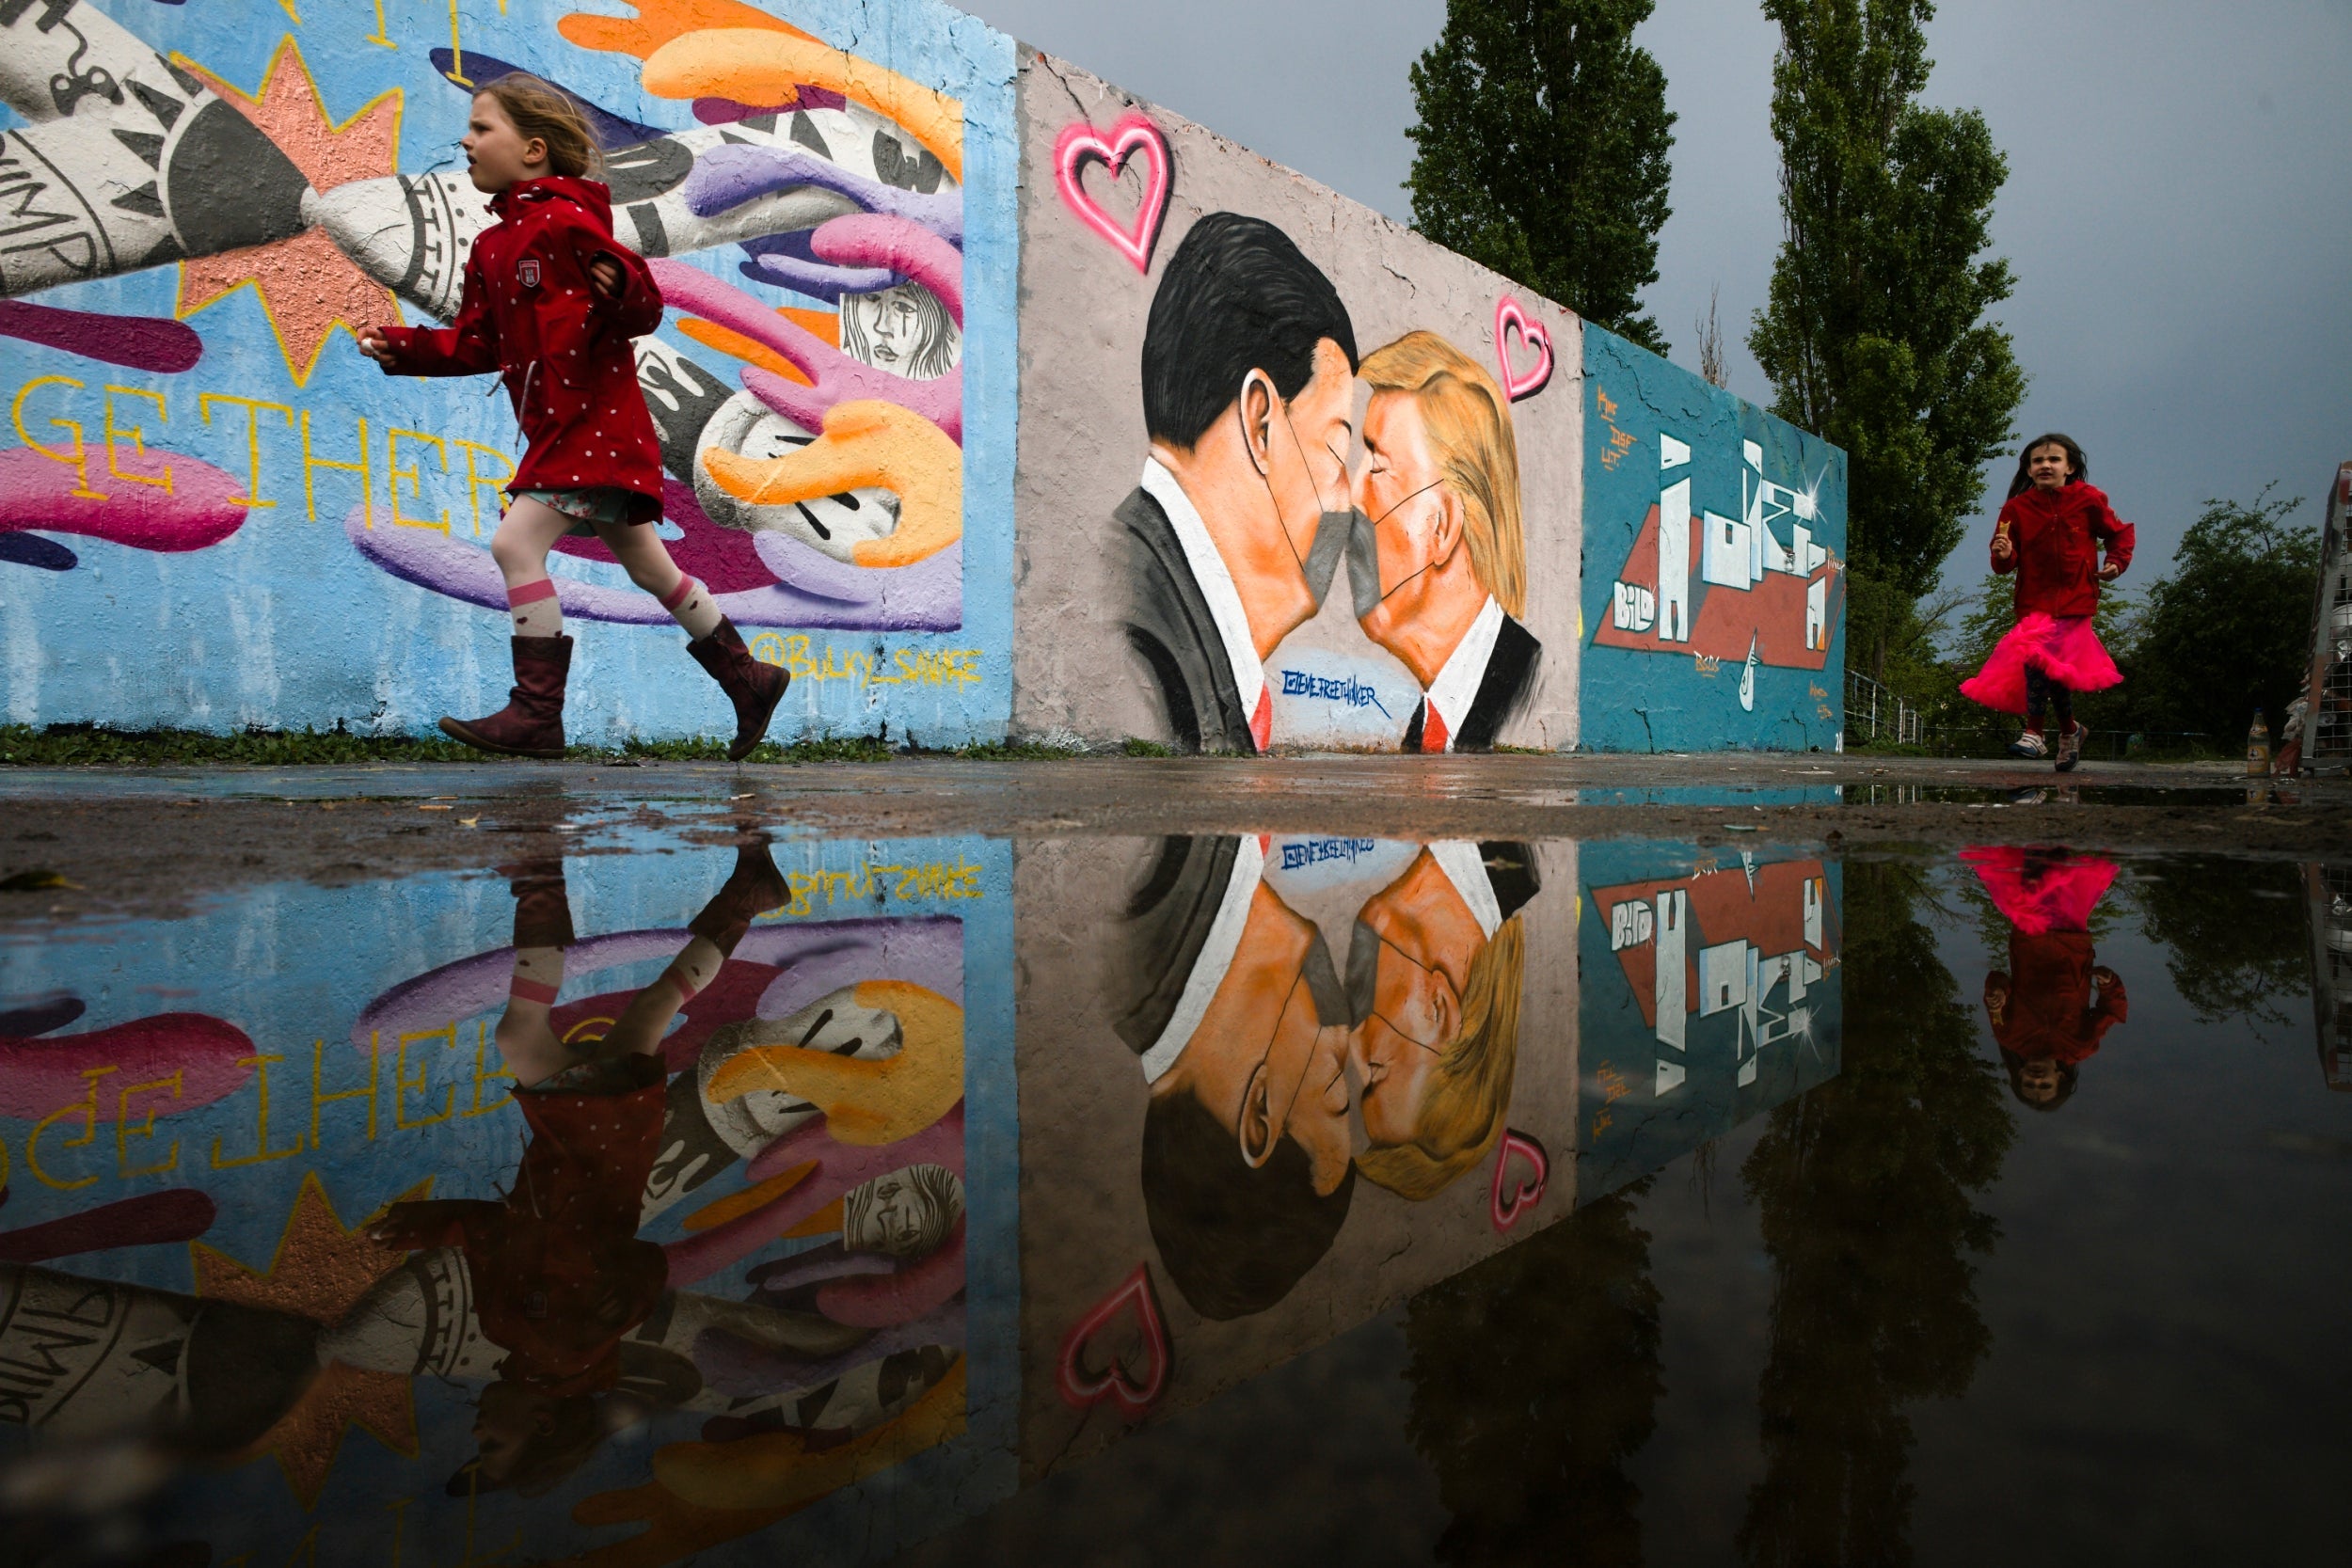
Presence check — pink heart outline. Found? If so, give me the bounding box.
[1489,1128,1550,1231]
[1054,113,1172,275]
[1057,1262,1173,1420]
[1493,296,1554,403]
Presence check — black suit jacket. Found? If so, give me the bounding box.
[1119,486,1258,754]
[1401,612,1542,752]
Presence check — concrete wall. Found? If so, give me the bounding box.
[0,2,1843,753]
[0,0,1018,747]
[1580,325,1849,752]
[1010,51,1581,752]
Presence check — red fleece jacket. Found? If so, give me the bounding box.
[1991,481,2136,618]
[376,176,666,521]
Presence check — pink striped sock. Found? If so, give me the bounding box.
[660,574,723,641]
[507,577,562,638]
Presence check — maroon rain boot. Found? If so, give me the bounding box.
[503,859,575,950]
[687,618,788,762]
[440,636,570,759]
[687,841,789,956]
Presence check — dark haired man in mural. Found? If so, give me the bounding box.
[1111,836,1358,1317]
[1349,842,1537,1197]
[1353,332,1541,752]
[1123,214,1360,753]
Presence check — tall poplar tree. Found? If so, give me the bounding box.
[1406,0,1676,355]
[1748,0,2026,624]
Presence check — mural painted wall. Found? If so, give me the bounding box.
[1576,839,1842,1199]
[1580,325,1848,752]
[0,0,1017,746]
[0,836,1016,1567]
[1014,833,1581,1469]
[1009,52,1582,754]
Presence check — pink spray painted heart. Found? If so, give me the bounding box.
[1489,1128,1550,1231]
[1055,113,1172,274]
[1493,296,1554,403]
[1057,1262,1173,1419]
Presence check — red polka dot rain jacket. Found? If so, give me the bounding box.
[376,175,666,521]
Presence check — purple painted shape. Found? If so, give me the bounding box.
[653,260,961,444]
[0,447,246,554]
[811,214,963,325]
[818,1218,962,1327]
[0,301,202,373]
[683,144,962,247]
[691,1302,962,1400]
[0,1189,216,1262]
[737,231,898,301]
[692,88,848,125]
[354,918,962,1051]
[669,1104,965,1286]
[744,1241,893,1294]
[549,479,776,595]
[750,911,962,1020]
[0,533,75,570]
[345,504,959,629]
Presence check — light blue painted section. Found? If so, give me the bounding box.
[0,0,1018,747]
[1579,325,1849,752]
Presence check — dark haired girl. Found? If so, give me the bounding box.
[1960,434,2136,769]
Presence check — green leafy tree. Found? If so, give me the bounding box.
[1748,0,2027,655]
[1406,1181,1663,1564]
[1738,861,2013,1567]
[2125,486,2318,743]
[1406,0,1676,354]
[2126,855,2310,1028]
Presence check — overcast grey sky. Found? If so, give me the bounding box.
[963,0,2352,588]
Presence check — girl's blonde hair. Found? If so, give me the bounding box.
[1359,330,1527,619]
[475,73,602,180]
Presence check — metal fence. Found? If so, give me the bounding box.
[1847,669,1923,746]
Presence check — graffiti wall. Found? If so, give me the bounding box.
[0,0,1017,746]
[1581,325,1848,752]
[1013,833,1580,1467]
[0,836,1016,1566]
[1009,52,1582,754]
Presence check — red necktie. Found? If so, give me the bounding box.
[1249,688,1272,752]
[1421,701,1450,754]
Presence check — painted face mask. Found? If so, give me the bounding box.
[1344,479,1448,619]
[1346,916,1450,1043]
[1273,401,1362,611]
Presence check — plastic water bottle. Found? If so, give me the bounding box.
[2246,710,2272,776]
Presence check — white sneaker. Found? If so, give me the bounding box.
[2008,731,2049,759]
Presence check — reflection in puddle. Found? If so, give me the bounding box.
[0,835,2343,1564]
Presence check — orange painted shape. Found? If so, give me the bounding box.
[782,1195,845,1238]
[681,1162,816,1232]
[556,0,817,64]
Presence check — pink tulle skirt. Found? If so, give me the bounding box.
[1960,845,2119,936]
[1960,612,2121,716]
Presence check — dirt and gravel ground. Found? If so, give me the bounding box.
[0,752,2336,925]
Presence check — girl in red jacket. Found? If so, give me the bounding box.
[357,74,786,761]
[1960,434,2136,770]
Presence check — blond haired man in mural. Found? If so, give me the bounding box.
[1353,332,1543,752]
[1348,841,1537,1200]
[1121,215,1361,754]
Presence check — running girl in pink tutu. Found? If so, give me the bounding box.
[1960,434,2136,770]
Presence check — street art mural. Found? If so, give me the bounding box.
[1014,832,1581,1471]
[0,0,1015,744]
[1577,840,1842,1199]
[0,837,1015,1566]
[1011,52,1583,753]
[1581,325,1849,752]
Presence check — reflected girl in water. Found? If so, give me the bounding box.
[1963,845,2129,1111]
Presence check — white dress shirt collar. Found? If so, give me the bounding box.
[1138,834,1267,1085]
[1141,457,1265,721]
[1422,594,1504,751]
[1428,839,1503,939]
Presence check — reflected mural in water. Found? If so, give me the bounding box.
[0,837,1010,1568]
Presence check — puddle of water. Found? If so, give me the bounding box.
[0,834,2341,1566]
